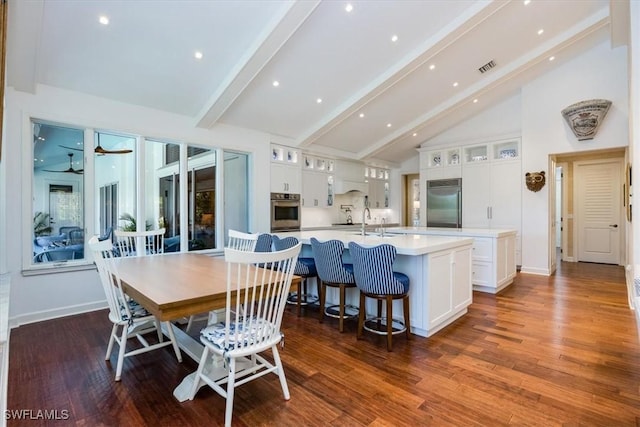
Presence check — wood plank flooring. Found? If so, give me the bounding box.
[7,260,640,426]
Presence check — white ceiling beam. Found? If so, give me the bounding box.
[195,0,320,129]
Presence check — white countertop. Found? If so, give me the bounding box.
[273,229,473,256]
[385,226,517,238]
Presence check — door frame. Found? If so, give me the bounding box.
[573,158,625,265]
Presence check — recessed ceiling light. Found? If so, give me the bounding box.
[386,123,392,128]
[412,132,418,137]
[194,51,203,60]
[549,56,555,61]
[316,98,322,104]
[473,99,478,103]
[537,29,544,35]
[453,82,459,87]
[99,16,109,25]
[272,80,280,87]
[524,0,531,5]
[359,113,365,118]
[429,64,435,70]
[345,3,353,12]
[391,34,398,43]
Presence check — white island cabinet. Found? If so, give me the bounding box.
[385,227,517,293]
[273,230,474,338]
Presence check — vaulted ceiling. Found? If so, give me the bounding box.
[7,0,628,166]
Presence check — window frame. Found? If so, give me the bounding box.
[23,117,248,275]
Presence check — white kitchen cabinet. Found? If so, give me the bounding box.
[419,147,462,180]
[471,234,517,293]
[301,154,334,207]
[271,163,301,194]
[366,167,389,208]
[462,141,521,265]
[271,144,301,194]
[385,227,518,294]
[427,244,472,330]
[302,170,330,207]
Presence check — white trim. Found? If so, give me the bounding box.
[0,273,10,427]
[519,267,550,276]
[9,300,107,328]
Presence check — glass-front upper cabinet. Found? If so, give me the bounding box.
[463,144,489,163]
[492,139,520,161]
[445,148,461,166]
[427,150,442,168]
[272,145,299,164]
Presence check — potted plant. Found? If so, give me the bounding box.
[33,211,52,236]
[119,213,152,231]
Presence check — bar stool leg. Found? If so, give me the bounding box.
[339,284,346,332]
[357,292,365,339]
[403,295,411,340]
[297,280,303,317]
[376,299,383,331]
[386,296,393,351]
[319,280,326,324]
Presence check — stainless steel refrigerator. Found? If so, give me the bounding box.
[426,178,462,228]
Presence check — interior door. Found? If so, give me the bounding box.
[576,159,622,264]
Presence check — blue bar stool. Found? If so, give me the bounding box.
[310,238,358,332]
[272,235,318,316]
[348,242,411,351]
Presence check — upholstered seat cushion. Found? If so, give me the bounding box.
[200,318,276,352]
[120,299,150,320]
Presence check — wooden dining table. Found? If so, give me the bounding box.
[113,251,301,401]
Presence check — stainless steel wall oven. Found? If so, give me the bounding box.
[270,193,301,231]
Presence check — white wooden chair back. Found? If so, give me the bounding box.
[227,229,259,252]
[221,243,301,355]
[114,228,165,257]
[88,236,129,324]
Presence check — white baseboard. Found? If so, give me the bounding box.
[519,266,551,276]
[9,300,107,329]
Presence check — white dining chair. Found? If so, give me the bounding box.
[88,236,182,381]
[185,229,262,333]
[188,242,301,427]
[227,229,259,251]
[114,228,165,257]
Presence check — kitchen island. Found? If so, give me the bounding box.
[385,227,518,293]
[274,230,474,338]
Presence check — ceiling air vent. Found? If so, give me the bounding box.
[478,60,496,74]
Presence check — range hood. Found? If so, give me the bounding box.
[333,179,368,194]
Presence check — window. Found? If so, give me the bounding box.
[29,120,250,269]
[32,120,85,264]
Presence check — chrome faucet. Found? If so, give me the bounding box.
[361,196,371,236]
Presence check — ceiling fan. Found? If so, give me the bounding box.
[59,133,133,155]
[43,153,84,175]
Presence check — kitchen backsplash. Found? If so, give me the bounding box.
[301,193,397,228]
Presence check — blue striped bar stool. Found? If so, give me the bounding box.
[348,242,411,351]
[272,235,318,317]
[310,238,358,332]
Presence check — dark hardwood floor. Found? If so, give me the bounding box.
[8,260,640,426]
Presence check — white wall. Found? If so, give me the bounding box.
[1,84,274,325]
[423,94,523,148]
[521,42,629,274]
